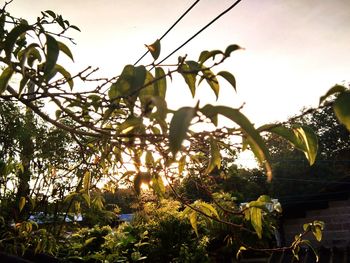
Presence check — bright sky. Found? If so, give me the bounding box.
[6,0,350,126]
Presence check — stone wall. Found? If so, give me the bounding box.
[283,199,350,248]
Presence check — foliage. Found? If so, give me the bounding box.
[0,2,341,261]
[60,224,148,262]
[0,218,57,256]
[263,103,350,201]
[132,199,210,262]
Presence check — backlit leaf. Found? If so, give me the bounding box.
[293,126,318,165]
[217,71,236,92]
[205,137,221,174]
[117,117,142,134]
[0,67,14,94]
[224,44,242,57]
[4,24,32,60]
[57,41,74,61]
[263,125,318,166]
[139,70,155,104]
[19,197,26,212]
[178,155,186,176]
[333,91,350,131]
[154,67,167,98]
[189,212,198,236]
[250,207,263,239]
[82,193,90,207]
[319,84,346,105]
[54,64,74,89]
[179,64,196,97]
[236,246,247,259]
[169,107,196,155]
[186,60,201,74]
[202,105,272,180]
[198,50,223,64]
[70,25,81,32]
[83,171,91,191]
[147,39,161,61]
[151,175,165,198]
[202,69,219,100]
[45,10,56,18]
[145,151,154,167]
[313,226,322,242]
[84,237,96,246]
[196,201,219,219]
[44,34,59,77]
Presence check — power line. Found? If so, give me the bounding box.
[272,177,350,185]
[133,0,201,66]
[156,0,243,65]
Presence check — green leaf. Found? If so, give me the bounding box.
[265,125,318,166]
[151,175,165,198]
[0,67,14,94]
[109,65,146,101]
[293,126,318,165]
[70,25,81,32]
[147,39,161,61]
[133,65,147,91]
[84,237,96,246]
[201,105,272,180]
[179,64,196,97]
[148,96,168,120]
[202,69,219,100]
[92,195,104,210]
[83,171,91,191]
[54,64,74,89]
[4,24,32,60]
[134,173,142,195]
[236,246,247,259]
[154,67,167,98]
[224,44,242,57]
[178,155,186,176]
[196,201,219,219]
[250,207,263,239]
[18,43,41,70]
[312,226,322,242]
[217,71,236,92]
[319,84,346,105]
[198,50,223,64]
[44,34,59,77]
[333,91,350,131]
[257,195,271,202]
[169,107,196,155]
[205,137,221,174]
[19,197,26,212]
[57,41,74,61]
[117,117,142,134]
[139,70,155,105]
[189,211,198,236]
[145,151,154,167]
[45,10,56,18]
[200,104,218,126]
[186,60,202,74]
[81,193,90,207]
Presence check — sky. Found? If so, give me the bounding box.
[5,0,350,126]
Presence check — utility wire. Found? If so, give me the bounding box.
[271,177,350,185]
[133,0,201,66]
[156,0,243,65]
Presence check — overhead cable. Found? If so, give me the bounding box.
[156,0,243,65]
[133,0,201,65]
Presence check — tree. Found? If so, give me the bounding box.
[1,2,346,259]
[254,102,350,210]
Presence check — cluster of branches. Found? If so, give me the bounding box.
[1,2,350,259]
